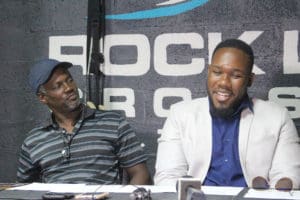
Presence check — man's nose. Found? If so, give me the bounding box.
[63,82,73,92]
[218,73,231,87]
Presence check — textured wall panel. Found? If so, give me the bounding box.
[0,0,299,182]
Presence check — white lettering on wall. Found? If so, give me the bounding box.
[283,31,300,74]
[154,33,204,76]
[102,34,150,76]
[48,32,300,121]
[49,35,87,74]
[268,87,300,118]
[103,88,136,117]
[208,32,222,64]
[153,88,192,117]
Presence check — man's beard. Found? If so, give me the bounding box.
[208,93,246,119]
[66,100,81,112]
[210,102,236,118]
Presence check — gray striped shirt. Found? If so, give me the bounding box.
[17,106,147,184]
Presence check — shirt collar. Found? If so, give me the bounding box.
[41,104,96,129]
[236,94,253,115]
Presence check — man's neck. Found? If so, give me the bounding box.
[53,105,83,133]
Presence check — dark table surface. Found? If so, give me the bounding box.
[0,190,237,200]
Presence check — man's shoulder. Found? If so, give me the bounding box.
[92,108,125,120]
[250,98,292,122]
[22,126,50,146]
[84,105,123,118]
[85,107,128,127]
[252,98,287,113]
[170,97,208,111]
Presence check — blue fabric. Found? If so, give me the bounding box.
[203,96,252,187]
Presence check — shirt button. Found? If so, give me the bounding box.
[224,159,228,162]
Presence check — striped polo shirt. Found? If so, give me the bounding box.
[17,105,147,184]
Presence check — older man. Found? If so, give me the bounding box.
[17,59,150,184]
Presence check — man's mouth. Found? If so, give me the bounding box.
[214,91,232,102]
[67,93,78,101]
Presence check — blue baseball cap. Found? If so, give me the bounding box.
[29,58,72,94]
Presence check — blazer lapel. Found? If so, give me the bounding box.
[190,98,212,181]
[238,107,254,184]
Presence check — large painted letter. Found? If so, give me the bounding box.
[103,34,150,76]
[154,88,192,117]
[103,88,135,117]
[268,87,300,119]
[154,33,204,76]
[49,35,86,74]
[283,31,300,74]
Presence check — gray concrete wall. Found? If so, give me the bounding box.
[0,0,87,182]
[0,0,299,182]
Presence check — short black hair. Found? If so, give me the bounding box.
[212,39,254,73]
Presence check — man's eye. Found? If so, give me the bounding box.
[67,78,73,83]
[231,74,243,79]
[213,70,222,75]
[52,84,61,90]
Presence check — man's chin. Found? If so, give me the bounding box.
[210,105,235,118]
[67,102,81,112]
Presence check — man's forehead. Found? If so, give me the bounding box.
[212,47,250,65]
[209,64,247,72]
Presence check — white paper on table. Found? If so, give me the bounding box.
[7,182,86,193]
[83,185,134,193]
[245,189,300,199]
[7,183,177,194]
[84,185,176,193]
[142,185,176,193]
[201,186,243,196]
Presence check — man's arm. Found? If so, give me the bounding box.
[125,163,151,185]
[154,104,188,186]
[269,108,300,189]
[17,144,41,183]
[116,115,151,185]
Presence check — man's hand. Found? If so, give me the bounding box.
[275,177,293,191]
[252,176,293,191]
[252,176,269,189]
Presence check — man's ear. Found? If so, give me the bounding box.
[247,73,255,87]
